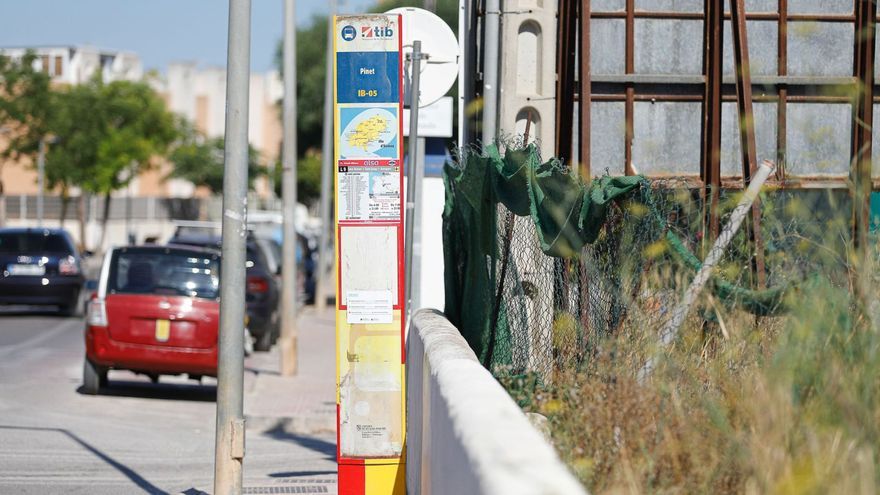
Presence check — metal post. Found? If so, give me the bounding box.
[579,0,591,179]
[730,0,767,289]
[624,0,635,176]
[214,0,250,492]
[280,0,299,376]
[404,41,422,324]
[411,136,425,310]
[700,0,723,241]
[37,138,46,227]
[317,0,336,312]
[852,0,876,259]
[577,0,592,342]
[776,0,788,182]
[638,161,776,382]
[482,0,500,144]
[660,161,775,346]
[555,0,576,164]
[126,174,134,244]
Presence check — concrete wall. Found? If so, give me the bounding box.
[407,309,586,495]
[497,0,557,159]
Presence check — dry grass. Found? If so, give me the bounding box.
[505,268,880,494]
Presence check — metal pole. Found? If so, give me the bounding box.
[852,0,876,265]
[730,0,767,289]
[555,0,576,163]
[700,0,723,242]
[37,138,45,227]
[214,0,250,492]
[280,0,299,376]
[404,41,422,324]
[317,0,336,312]
[126,173,133,244]
[482,0,500,144]
[637,160,775,383]
[660,160,776,346]
[411,136,425,310]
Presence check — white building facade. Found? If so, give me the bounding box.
[154,62,284,199]
[0,45,143,85]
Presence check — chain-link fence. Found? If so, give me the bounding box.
[443,144,855,383]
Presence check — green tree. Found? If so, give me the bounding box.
[271,149,322,204]
[167,120,262,194]
[43,84,101,229]
[45,77,179,249]
[0,51,53,225]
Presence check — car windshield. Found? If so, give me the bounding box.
[0,232,73,254]
[171,238,268,270]
[109,250,220,299]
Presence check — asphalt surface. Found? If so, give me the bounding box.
[0,307,337,494]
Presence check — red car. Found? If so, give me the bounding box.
[82,245,221,394]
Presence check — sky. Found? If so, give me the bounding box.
[0,0,375,73]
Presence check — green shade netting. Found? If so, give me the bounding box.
[443,144,803,364]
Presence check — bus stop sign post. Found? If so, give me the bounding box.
[333,14,407,495]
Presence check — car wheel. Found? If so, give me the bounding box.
[270,313,281,345]
[82,359,107,395]
[254,331,273,352]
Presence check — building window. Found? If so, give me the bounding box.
[40,55,49,73]
[54,56,63,77]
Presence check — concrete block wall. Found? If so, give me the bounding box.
[406,309,586,495]
[498,0,557,158]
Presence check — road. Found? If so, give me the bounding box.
[0,308,337,494]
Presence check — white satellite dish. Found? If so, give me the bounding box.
[386,7,459,108]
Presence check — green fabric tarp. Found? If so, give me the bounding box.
[443,144,802,364]
[443,144,641,362]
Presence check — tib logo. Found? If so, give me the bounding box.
[361,25,394,39]
[341,25,356,41]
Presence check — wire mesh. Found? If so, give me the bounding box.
[467,172,853,383]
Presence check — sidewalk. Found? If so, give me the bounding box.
[238,307,338,493]
[245,307,337,434]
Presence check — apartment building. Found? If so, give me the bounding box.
[0,47,282,201]
[0,45,142,85]
[153,62,283,199]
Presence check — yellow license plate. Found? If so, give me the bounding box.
[155,319,170,342]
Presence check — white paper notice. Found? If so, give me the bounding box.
[346,290,393,324]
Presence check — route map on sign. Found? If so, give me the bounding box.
[339,106,399,160]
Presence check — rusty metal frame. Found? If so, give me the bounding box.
[590,10,857,22]
[852,0,876,254]
[577,4,879,180]
[624,0,635,176]
[579,0,591,178]
[777,0,788,181]
[555,0,577,169]
[700,0,723,239]
[730,0,768,288]
[559,2,877,263]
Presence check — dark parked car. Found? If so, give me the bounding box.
[167,233,280,351]
[0,228,85,315]
[83,245,220,394]
[263,232,316,304]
